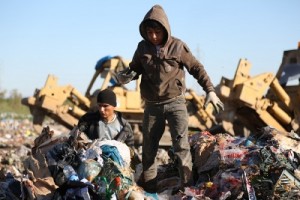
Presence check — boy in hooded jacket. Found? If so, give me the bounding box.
[117,5,224,192]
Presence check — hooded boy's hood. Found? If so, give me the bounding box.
[139,5,171,44]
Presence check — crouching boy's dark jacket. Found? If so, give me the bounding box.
[78,111,134,147]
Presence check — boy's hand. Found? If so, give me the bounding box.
[204,91,224,113]
[116,68,137,84]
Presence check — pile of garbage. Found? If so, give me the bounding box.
[1,120,300,199]
[0,125,171,200]
[188,127,300,200]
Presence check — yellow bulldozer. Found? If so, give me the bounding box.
[21,55,216,146]
[215,42,300,136]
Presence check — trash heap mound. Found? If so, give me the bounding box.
[185,126,300,200]
[1,125,300,199]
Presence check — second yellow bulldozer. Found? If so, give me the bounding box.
[215,43,300,136]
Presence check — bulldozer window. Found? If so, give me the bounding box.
[279,63,300,86]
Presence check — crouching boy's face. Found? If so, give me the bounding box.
[97,103,115,122]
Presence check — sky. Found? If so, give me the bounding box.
[0,0,300,98]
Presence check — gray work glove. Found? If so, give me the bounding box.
[116,67,137,84]
[204,91,224,113]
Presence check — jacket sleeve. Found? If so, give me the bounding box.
[114,117,135,147]
[123,120,135,147]
[180,42,215,94]
[77,112,99,140]
[129,41,144,79]
[78,114,89,132]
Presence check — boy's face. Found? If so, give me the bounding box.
[97,103,115,121]
[146,27,164,46]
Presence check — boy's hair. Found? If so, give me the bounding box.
[144,20,163,29]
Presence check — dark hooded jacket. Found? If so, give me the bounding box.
[129,5,215,103]
[77,111,134,147]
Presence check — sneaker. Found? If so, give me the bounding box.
[171,186,184,195]
[137,177,157,193]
